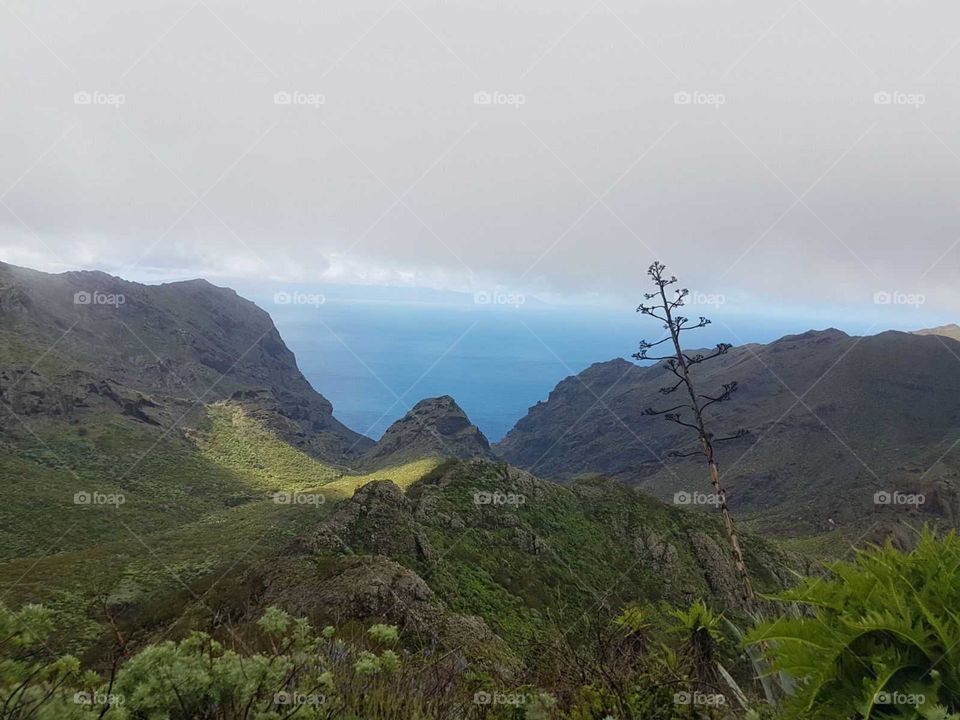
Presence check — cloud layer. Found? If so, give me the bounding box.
[3,0,960,317]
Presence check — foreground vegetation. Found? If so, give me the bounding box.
[747,528,960,720]
[3,398,956,718]
[4,532,960,719]
[0,599,741,719]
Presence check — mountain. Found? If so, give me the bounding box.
[495,328,960,536]
[0,453,806,671]
[251,459,806,670]
[914,323,960,342]
[0,261,371,462]
[361,395,494,469]
[0,262,807,676]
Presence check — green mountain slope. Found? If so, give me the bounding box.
[0,407,805,671]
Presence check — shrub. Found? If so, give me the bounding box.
[747,528,960,719]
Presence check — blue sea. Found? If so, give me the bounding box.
[229,283,874,442]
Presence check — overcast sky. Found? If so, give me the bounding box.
[2,0,960,320]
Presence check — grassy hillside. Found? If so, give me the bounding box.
[0,404,802,671]
[191,403,343,488]
[0,404,340,560]
[292,459,801,654]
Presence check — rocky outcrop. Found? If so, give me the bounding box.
[362,396,493,468]
[298,479,434,560]
[283,463,801,621]
[0,261,371,462]
[0,366,174,427]
[260,553,523,680]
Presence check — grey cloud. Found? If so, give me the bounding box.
[2,0,960,315]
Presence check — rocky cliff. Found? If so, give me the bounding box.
[0,261,371,462]
[495,328,960,536]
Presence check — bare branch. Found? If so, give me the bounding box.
[637,336,673,351]
[698,382,740,411]
[685,343,732,366]
[663,413,701,432]
[667,448,703,458]
[658,377,685,395]
[713,428,750,443]
[641,403,692,416]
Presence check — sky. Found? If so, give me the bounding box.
[2,0,960,327]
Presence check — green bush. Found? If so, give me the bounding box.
[747,528,960,719]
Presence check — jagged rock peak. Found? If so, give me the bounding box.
[362,395,493,468]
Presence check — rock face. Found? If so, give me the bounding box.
[260,554,524,680]
[256,460,804,677]
[495,328,960,536]
[913,323,960,342]
[0,261,371,462]
[362,395,494,468]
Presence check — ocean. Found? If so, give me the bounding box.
[231,283,840,442]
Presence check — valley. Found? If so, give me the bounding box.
[1,260,957,719]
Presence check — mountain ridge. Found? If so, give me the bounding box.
[913,323,960,342]
[0,260,372,462]
[495,327,960,537]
